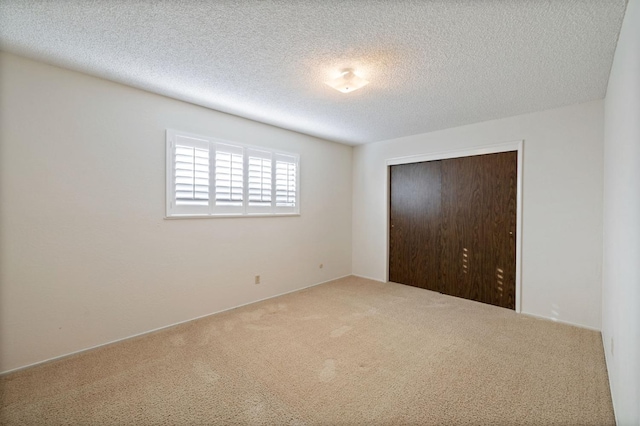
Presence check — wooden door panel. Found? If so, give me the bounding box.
[440,152,517,309]
[480,151,517,309]
[389,162,441,290]
[440,156,484,302]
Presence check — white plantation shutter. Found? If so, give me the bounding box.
[213,143,244,213]
[175,145,209,205]
[247,149,272,213]
[167,133,210,216]
[275,153,298,213]
[166,130,299,217]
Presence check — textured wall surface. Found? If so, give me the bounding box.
[352,100,604,330]
[0,0,626,144]
[0,52,352,373]
[602,0,640,423]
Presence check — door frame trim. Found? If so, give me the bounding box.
[385,140,524,313]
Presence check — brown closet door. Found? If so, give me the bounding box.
[389,151,517,310]
[389,161,441,291]
[440,152,517,309]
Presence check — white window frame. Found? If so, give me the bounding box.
[166,129,300,218]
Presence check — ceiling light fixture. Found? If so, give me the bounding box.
[325,69,369,93]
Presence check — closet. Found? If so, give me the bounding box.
[389,151,517,309]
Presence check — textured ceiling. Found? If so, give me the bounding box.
[0,1,628,145]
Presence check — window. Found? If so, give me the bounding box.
[166,130,300,217]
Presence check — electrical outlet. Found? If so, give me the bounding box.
[319,263,324,269]
[255,275,260,285]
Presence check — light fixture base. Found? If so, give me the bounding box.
[325,69,369,93]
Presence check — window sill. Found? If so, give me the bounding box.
[164,213,301,220]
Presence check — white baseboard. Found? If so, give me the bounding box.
[519,311,601,332]
[1,274,352,376]
[351,273,386,283]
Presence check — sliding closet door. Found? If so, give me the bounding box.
[481,152,517,309]
[389,161,441,290]
[440,152,517,309]
[388,151,517,310]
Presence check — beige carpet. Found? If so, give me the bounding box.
[0,276,614,425]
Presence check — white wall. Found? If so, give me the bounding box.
[0,52,352,373]
[602,0,640,423]
[353,100,604,330]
